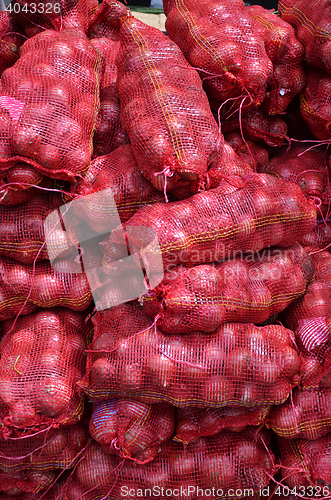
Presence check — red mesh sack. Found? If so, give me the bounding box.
[70,145,165,233]
[0,29,102,181]
[279,0,331,75]
[266,144,329,208]
[225,132,269,172]
[169,140,253,201]
[108,173,317,273]
[116,14,246,193]
[0,192,75,264]
[246,5,305,115]
[163,0,273,107]
[0,308,90,435]
[90,38,128,158]
[300,66,331,141]
[278,433,331,490]
[285,250,331,389]
[80,303,301,407]
[0,163,54,206]
[89,399,175,464]
[0,469,56,498]
[0,11,26,77]
[12,0,98,38]
[87,0,127,40]
[0,256,92,321]
[0,422,88,472]
[300,220,331,250]
[267,387,331,441]
[219,107,288,147]
[63,427,275,500]
[141,244,313,334]
[175,405,270,444]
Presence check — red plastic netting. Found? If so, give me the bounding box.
[278,433,331,489]
[0,192,74,264]
[0,422,88,472]
[285,250,331,389]
[107,173,317,273]
[175,405,270,444]
[169,140,253,201]
[90,38,128,158]
[0,11,26,77]
[89,400,175,464]
[79,303,301,407]
[299,66,331,141]
[266,144,330,212]
[116,14,247,193]
[267,386,331,441]
[225,132,269,172]
[219,107,288,147]
[300,220,331,250]
[0,162,54,206]
[70,145,165,234]
[63,428,276,500]
[0,28,102,181]
[163,0,273,108]
[141,243,313,334]
[0,256,92,321]
[279,0,331,75]
[0,308,90,435]
[87,0,127,40]
[12,0,98,38]
[246,5,305,115]
[0,469,57,497]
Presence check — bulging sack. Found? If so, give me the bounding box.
[116,13,246,192]
[0,29,102,180]
[80,303,301,407]
[0,422,88,472]
[141,243,314,334]
[163,0,273,107]
[108,173,317,272]
[279,0,331,75]
[285,250,331,389]
[267,387,331,441]
[0,256,92,321]
[63,428,276,500]
[0,308,90,434]
[278,432,331,489]
[175,405,270,444]
[90,399,175,464]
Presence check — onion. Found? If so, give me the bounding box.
[147,354,175,389]
[254,359,282,385]
[235,439,260,466]
[43,430,67,456]
[9,400,38,427]
[76,444,115,489]
[200,375,235,404]
[122,363,144,392]
[201,453,236,488]
[268,405,300,439]
[33,377,74,418]
[227,348,252,380]
[65,481,87,500]
[170,452,197,477]
[90,359,117,389]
